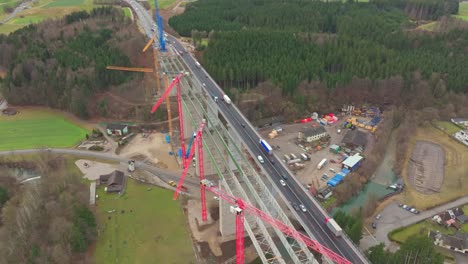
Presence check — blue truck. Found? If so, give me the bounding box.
[259,139,273,155]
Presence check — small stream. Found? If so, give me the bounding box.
[335,132,398,214]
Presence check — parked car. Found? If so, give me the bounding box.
[402,204,408,209]
[330,159,336,164]
[299,204,307,213]
[414,210,420,214]
[406,206,412,211]
[280,179,286,187]
[375,214,382,220]
[398,203,403,207]
[329,168,336,173]
[372,222,377,229]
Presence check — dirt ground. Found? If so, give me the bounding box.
[401,126,468,209]
[407,140,445,194]
[120,132,179,170]
[75,159,125,180]
[262,117,374,190]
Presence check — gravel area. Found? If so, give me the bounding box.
[407,140,445,194]
[75,159,125,180]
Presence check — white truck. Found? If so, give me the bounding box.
[317,158,327,169]
[326,218,343,237]
[223,95,231,104]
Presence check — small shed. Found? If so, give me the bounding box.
[329,144,341,154]
[106,124,129,136]
[457,215,468,224]
[317,186,333,200]
[342,153,364,171]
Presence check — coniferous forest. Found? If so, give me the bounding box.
[169,0,467,96]
[0,7,144,119]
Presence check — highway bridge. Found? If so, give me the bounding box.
[126,1,370,263]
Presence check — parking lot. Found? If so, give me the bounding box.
[259,118,348,190]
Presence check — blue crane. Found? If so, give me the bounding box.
[186,132,197,158]
[154,0,166,52]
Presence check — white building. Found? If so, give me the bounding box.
[451,118,468,128]
[298,126,327,142]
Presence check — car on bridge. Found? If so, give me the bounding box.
[280,179,286,186]
[257,155,264,164]
[299,204,307,213]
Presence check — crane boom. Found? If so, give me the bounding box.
[106,66,153,73]
[150,73,184,113]
[200,180,352,264]
[172,120,205,200]
[142,35,155,53]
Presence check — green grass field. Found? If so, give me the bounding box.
[0,0,98,34]
[122,6,131,18]
[94,178,195,264]
[10,15,46,24]
[390,220,455,243]
[454,2,468,21]
[0,109,88,151]
[45,0,84,8]
[435,121,462,135]
[149,0,178,9]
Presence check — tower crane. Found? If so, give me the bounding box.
[159,115,352,264]
[150,73,188,169]
[200,179,352,264]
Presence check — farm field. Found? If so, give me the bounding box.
[149,0,178,9]
[94,178,195,264]
[45,0,83,8]
[401,126,468,209]
[0,108,88,151]
[454,2,468,20]
[0,0,98,34]
[435,121,463,135]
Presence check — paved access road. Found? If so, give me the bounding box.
[123,1,369,262]
[362,197,468,252]
[0,148,200,187]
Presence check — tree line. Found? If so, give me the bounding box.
[0,7,136,118]
[169,0,468,96]
[0,155,96,263]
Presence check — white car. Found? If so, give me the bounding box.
[280,179,286,186]
[299,204,307,212]
[257,155,264,164]
[202,83,206,87]
[375,214,382,220]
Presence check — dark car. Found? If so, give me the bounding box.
[330,159,336,164]
[372,222,377,229]
[270,159,275,165]
[281,174,288,180]
[241,123,246,128]
[292,202,300,211]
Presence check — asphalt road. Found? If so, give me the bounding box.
[0,148,200,187]
[125,1,368,263]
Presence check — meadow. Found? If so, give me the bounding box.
[94,178,196,264]
[0,108,88,151]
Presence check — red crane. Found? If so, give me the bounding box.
[200,179,352,264]
[150,76,351,264]
[151,73,188,169]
